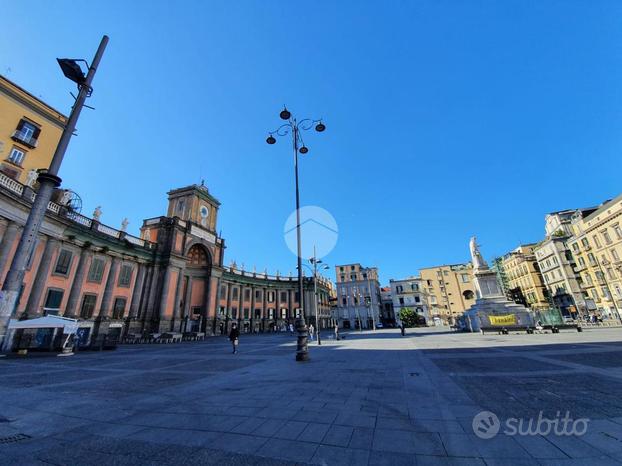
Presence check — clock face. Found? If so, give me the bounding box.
[200,205,209,218]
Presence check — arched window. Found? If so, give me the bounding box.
[187,244,209,266]
[463,290,475,300]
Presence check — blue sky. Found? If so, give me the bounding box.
[2,1,621,284]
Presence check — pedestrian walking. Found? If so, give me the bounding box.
[289,323,294,334]
[334,324,340,341]
[400,322,405,336]
[309,324,315,341]
[229,323,240,354]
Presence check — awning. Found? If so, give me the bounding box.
[8,315,79,334]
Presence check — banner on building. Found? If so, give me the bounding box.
[489,314,517,326]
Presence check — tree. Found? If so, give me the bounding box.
[399,308,418,328]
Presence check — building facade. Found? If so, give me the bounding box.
[389,277,429,325]
[533,209,597,317]
[379,286,395,326]
[0,76,67,184]
[334,263,381,329]
[567,194,622,320]
[499,244,550,310]
[419,264,475,325]
[0,176,333,348]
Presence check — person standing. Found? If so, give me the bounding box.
[400,322,405,337]
[229,323,240,354]
[309,324,315,341]
[334,324,340,341]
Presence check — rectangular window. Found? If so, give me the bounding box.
[88,257,105,282]
[254,308,261,318]
[112,297,127,319]
[231,307,238,318]
[7,147,26,166]
[280,291,287,302]
[593,236,602,248]
[612,249,620,261]
[614,225,622,240]
[44,289,63,313]
[342,297,347,306]
[268,308,275,319]
[267,291,275,303]
[603,231,613,245]
[117,264,133,287]
[54,250,72,275]
[255,290,261,300]
[244,289,251,301]
[80,294,97,318]
[461,274,469,283]
[220,285,227,299]
[243,308,249,319]
[232,288,239,300]
[295,291,300,302]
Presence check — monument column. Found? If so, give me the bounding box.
[25,237,59,318]
[0,222,20,282]
[65,247,92,318]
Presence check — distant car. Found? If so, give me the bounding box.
[376,322,383,329]
[562,316,574,324]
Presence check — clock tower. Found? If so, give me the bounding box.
[166,182,220,232]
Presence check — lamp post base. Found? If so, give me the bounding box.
[295,318,309,361]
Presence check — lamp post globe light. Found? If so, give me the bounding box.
[0,36,109,352]
[266,107,325,362]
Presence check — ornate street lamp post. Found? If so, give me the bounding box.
[266,108,325,361]
[0,36,109,351]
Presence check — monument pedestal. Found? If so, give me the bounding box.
[463,237,534,332]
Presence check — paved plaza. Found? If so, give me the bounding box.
[3,328,622,464]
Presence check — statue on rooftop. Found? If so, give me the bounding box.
[93,206,102,222]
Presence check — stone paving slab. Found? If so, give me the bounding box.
[3,329,622,464]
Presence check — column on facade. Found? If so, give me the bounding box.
[237,283,243,326]
[25,237,59,318]
[225,281,232,324]
[138,265,153,321]
[182,275,193,332]
[213,276,221,332]
[172,267,184,330]
[201,275,212,333]
[0,222,20,283]
[144,266,162,327]
[128,263,147,319]
[64,247,92,318]
[250,284,256,331]
[157,265,173,322]
[99,257,120,318]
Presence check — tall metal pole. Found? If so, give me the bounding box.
[313,245,322,345]
[293,122,309,361]
[0,36,109,351]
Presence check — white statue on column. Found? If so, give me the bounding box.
[120,218,129,232]
[93,206,102,221]
[25,169,38,188]
[470,236,488,271]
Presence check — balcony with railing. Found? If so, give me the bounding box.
[11,130,38,148]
